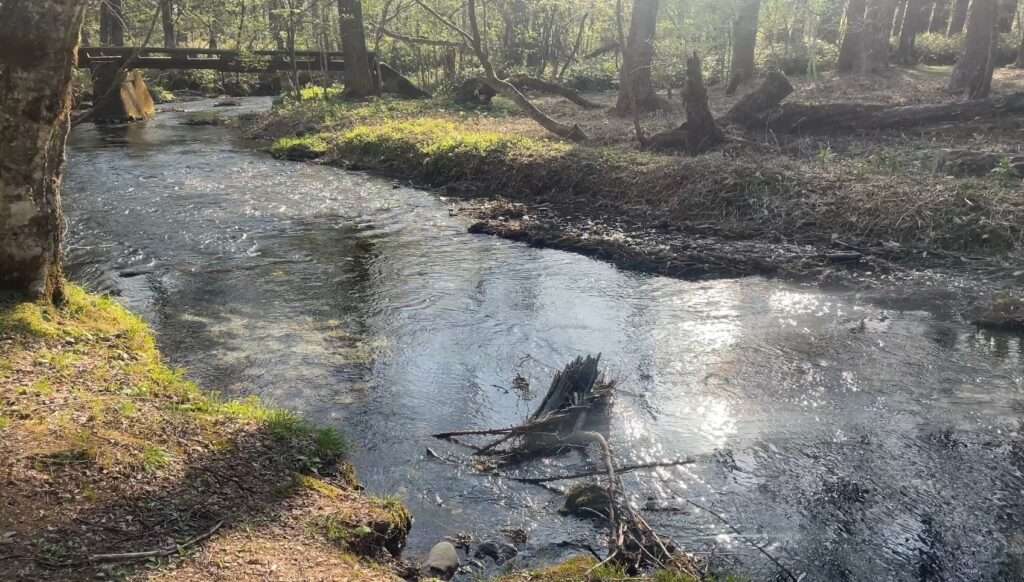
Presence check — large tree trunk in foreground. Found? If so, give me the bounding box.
[726,0,762,95]
[615,0,662,115]
[0,0,85,302]
[897,0,931,63]
[947,0,971,34]
[683,53,723,154]
[747,92,1024,133]
[338,0,380,98]
[949,0,998,98]
[838,0,868,73]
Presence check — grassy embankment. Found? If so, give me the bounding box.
[252,71,1024,264]
[0,286,409,581]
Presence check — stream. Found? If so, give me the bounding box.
[64,99,1024,581]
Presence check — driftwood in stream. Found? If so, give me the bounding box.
[432,355,614,459]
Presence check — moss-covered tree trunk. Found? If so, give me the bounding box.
[0,0,86,302]
[338,0,379,98]
[615,0,661,115]
[726,0,762,95]
[949,0,997,98]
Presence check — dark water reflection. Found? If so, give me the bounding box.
[64,100,1024,581]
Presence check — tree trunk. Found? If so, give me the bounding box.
[108,0,125,46]
[858,0,898,73]
[338,0,379,97]
[161,0,177,48]
[0,0,85,302]
[838,0,868,72]
[998,0,1018,32]
[928,0,949,32]
[947,0,971,34]
[1017,16,1024,66]
[897,0,931,63]
[949,0,997,98]
[722,71,795,125]
[726,0,762,95]
[683,53,723,154]
[615,0,662,115]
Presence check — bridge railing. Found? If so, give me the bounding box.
[77,46,371,74]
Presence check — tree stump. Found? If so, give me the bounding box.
[683,53,723,155]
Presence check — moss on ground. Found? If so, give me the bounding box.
[0,285,407,581]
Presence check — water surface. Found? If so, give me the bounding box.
[65,100,1024,581]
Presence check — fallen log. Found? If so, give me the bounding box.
[509,75,604,109]
[379,63,431,99]
[756,92,1024,134]
[720,71,794,126]
[647,69,791,151]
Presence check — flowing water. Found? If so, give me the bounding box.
[64,100,1024,581]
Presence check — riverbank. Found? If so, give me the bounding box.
[244,69,1024,293]
[0,286,410,581]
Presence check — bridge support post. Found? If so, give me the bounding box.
[91,63,156,123]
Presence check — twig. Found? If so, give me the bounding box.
[90,520,224,563]
[686,500,799,582]
[502,458,696,484]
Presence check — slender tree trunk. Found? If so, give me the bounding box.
[337,0,379,97]
[161,0,177,48]
[0,0,86,302]
[726,0,762,95]
[928,0,949,32]
[858,0,898,73]
[947,0,971,34]
[838,0,868,72]
[109,0,125,46]
[999,0,1018,32]
[897,0,931,63]
[949,0,998,98]
[615,0,662,115]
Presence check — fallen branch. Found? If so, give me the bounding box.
[509,75,603,109]
[504,458,697,484]
[89,520,224,563]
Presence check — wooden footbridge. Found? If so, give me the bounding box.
[76,46,372,74]
[74,46,427,123]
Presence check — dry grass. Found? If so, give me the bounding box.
[0,286,408,581]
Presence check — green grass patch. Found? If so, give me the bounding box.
[271,135,330,160]
[141,445,172,473]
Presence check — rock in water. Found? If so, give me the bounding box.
[423,541,460,579]
[560,483,612,519]
[474,540,518,564]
